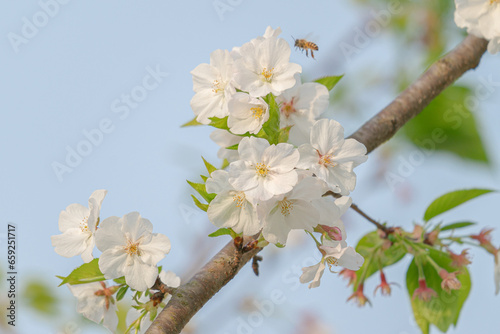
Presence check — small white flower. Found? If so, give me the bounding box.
[454,0,500,54]
[261,176,326,245]
[210,129,242,163]
[95,212,171,291]
[68,281,118,331]
[276,78,330,146]
[297,119,367,195]
[51,189,107,263]
[228,92,269,135]
[234,37,302,97]
[228,136,300,201]
[190,49,236,124]
[126,270,181,334]
[231,26,282,60]
[206,170,262,235]
[300,240,364,289]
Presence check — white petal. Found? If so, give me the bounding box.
[139,233,171,266]
[51,228,91,259]
[123,260,158,291]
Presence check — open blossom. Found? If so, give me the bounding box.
[210,129,242,163]
[234,36,302,97]
[454,0,500,54]
[68,281,118,331]
[190,49,236,124]
[95,212,171,291]
[228,136,300,201]
[297,119,368,195]
[227,92,269,135]
[126,270,181,334]
[260,176,327,245]
[206,170,262,236]
[276,77,330,146]
[51,189,107,263]
[300,240,364,288]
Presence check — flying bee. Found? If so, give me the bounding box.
[293,36,319,59]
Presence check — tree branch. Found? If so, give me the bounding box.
[146,34,488,334]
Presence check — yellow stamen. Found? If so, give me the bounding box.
[211,79,223,94]
[232,192,246,208]
[79,216,89,232]
[326,257,339,266]
[491,0,499,5]
[125,239,141,256]
[279,198,294,216]
[255,162,270,177]
[319,154,336,167]
[251,106,264,119]
[261,67,274,82]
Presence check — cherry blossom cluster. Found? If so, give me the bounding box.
[454,0,500,54]
[51,190,177,332]
[190,27,368,288]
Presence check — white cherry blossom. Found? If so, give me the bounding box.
[300,240,364,289]
[210,129,242,163]
[234,36,302,97]
[95,212,171,291]
[454,0,500,54]
[227,92,269,135]
[51,189,107,263]
[190,49,236,124]
[297,119,367,195]
[228,136,299,201]
[276,77,330,146]
[68,281,118,331]
[206,170,262,235]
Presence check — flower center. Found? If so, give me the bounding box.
[211,79,224,94]
[318,152,336,167]
[260,67,274,82]
[255,162,270,177]
[125,239,141,256]
[79,216,89,232]
[280,98,296,118]
[251,106,264,119]
[232,192,246,208]
[279,198,294,216]
[326,257,339,267]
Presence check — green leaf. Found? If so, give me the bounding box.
[221,159,229,169]
[277,126,292,144]
[314,75,344,91]
[116,286,129,301]
[181,117,202,127]
[424,188,494,221]
[202,157,217,176]
[403,85,489,163]
[23,280,59,316]
[113,277,127,285]
[226,144,239,150]
[438,221,476,232]
[406,249,471,333]
[262,93,280,144]
[57,259,105,286]
[191,195,208,212]
[208,227,236,238]
[187,180,215,203]
[354,231,407,287]
[200,175,208,182]
[208,116,229,130]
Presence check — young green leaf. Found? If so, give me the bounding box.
[353,231,407,288]
[262,93,280,144]
[314,75,344,91]
[208,228,236,238]
[191,195,208,212]
[57,259,105,286]
[116,286,129,301]
[424,188,494,221]
[438,221,476,232]
[181,117,203,127]
[187,180,215,203]
[202,157,217,176]
[406,248,471,333]
[208,116,229,130]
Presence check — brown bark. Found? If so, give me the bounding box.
[146,34,488,334]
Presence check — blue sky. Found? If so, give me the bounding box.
[1,1,499,333]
